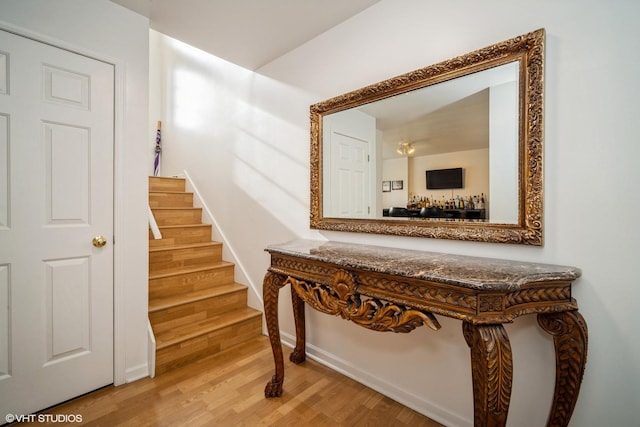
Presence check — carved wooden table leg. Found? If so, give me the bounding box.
[537,311,588,427]
[263,271,287,397]
[289,283,306,364]
[463,322,513,427]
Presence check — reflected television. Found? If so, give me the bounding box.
[426,167,464,189]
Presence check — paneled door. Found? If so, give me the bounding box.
[330,134,369,218]
[323,109,374,219]
[0,30,114,418]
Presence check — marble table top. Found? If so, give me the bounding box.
[266,239,581,291]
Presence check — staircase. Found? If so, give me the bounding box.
[148,176,263,375]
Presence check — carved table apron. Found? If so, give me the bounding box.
[262,240,587,427]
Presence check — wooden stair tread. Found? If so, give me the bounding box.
[149,177,184,182]
[149,261,234,280]
[149,175,263,374]
[154,308,262,349]
[149,177,186,188]
[149,283,246,313]
[157,224,210,230]
[149,241,221,253]
[150,207,201,211]
[149,190,190,194]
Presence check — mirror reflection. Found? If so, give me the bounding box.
[322,62,519,224]
[311,28,544,245]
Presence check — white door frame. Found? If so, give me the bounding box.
[0,22,128,386]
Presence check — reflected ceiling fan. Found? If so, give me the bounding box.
[396,138,432,156]
[396,140,415,155]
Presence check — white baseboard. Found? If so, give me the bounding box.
[147,319,156,378]
[279,331,472,427]
[124,363,149,383]
[121,321,155,383]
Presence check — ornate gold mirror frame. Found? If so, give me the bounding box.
[310,29,544,245]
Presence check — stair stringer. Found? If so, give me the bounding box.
[179,170,264,331]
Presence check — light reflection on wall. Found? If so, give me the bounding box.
[172,68,213,131]
[159,32,310,237]
[229,95,309,234]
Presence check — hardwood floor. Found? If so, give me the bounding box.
[17,336,443,427]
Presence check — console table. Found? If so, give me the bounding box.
[262,240,587,427]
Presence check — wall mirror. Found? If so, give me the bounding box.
[310,29,544,245]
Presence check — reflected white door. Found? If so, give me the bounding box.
[330,133,369,217]
[323,108,375,218]
[0,30,114,418]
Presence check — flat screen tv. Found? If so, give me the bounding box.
[426,167,464,189]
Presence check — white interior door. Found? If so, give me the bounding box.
[323,109,376,218]
[330,133,369,217]
[0,30,114,418]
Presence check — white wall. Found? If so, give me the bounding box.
[152,0,640,426]
[149,30,320,312]
[489,81,518,223]
[0,0,150,383]
[382,157,408,209]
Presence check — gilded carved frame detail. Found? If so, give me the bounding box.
[310,29,545,245]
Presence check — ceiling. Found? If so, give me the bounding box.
[110,0,381,70]
[358,61,519,159]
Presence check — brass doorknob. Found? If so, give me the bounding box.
[92,235,107,248]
